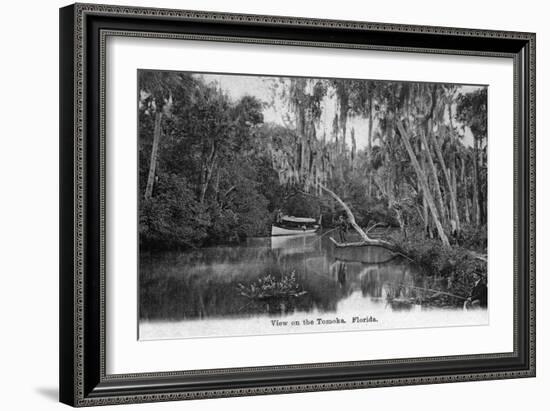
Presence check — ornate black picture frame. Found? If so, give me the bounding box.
[59,3,535,407]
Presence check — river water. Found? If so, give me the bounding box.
[139,233,487,340]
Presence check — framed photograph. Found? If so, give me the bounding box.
[59,3,535,407]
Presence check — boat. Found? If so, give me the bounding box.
[271,234,318,255]
[271,215,320,236]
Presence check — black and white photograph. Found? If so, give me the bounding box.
[0,0,544,408]
[138,70,489,340]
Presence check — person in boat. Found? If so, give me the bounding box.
[449,218,459,244]
[337,214,349,242]
[450,219,458,238]
[463,270,487,309]
[275,209,283,224]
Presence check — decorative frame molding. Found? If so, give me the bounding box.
[60,3,535,407]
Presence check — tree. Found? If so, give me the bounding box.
[139,72,194,200]
[397,121,450,246]
[457,89,488,225]
[138,71,487,252]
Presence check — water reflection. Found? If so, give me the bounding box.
[139,234,458,321]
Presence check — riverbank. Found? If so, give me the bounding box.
[389,234,487,307]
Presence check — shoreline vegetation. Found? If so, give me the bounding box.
[138,71,488,306]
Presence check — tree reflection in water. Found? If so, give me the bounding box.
[140,234,450,321]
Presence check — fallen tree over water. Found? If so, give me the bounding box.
[318,183,407,256]
[317,183,486,280]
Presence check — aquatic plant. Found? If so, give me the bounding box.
[237,272,307,300]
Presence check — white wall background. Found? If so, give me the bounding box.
[0,0,545,409]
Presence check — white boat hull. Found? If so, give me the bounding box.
[271,225,319,236]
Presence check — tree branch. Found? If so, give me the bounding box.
[318,183,396,249]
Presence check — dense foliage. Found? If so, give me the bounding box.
[138,72,488,260]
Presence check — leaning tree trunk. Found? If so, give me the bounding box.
[419,145,431,238]
[319,184,369,242]
[318,183,396,250]
[431,131,460,232]
[422,191,430,238]
[461,156,471,224]
[473,139,481,226]
[477,141,486,225]
[397,121,450,247]
[419,125,447,228]
[450,161,459,228]
[144,111,163,200]
[367,95,374,197]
